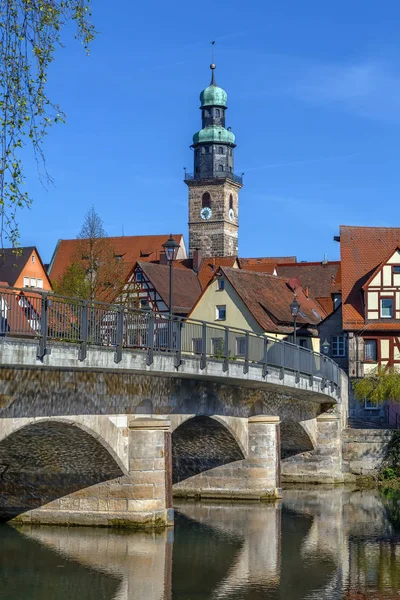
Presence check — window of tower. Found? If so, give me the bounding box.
[218,146,224,154]
[229,194,233,210]
[215,108,220,117]
[202,192,211,208]
[204,109,210,118]
[229,148,232,156]
[218,164,224,172]
[204,146,209,154]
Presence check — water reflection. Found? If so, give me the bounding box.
[1,488,400,599]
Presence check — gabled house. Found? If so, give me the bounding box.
[188,267,326,350]
[0,247,52,291]
[0,247,52,337]
[48,234,187,292]
[123,262,202,316]
[338,225,400,423]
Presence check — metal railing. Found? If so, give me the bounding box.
[0,286,341,395]
[184,172,243,185]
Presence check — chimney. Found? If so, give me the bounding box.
[193,248,203,272]
[159,252,168,265]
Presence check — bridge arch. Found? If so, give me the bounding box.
[171,415,245,484]
[0,419,126,521]
[0,416,128,474]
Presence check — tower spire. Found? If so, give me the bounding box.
[210,41,216,85]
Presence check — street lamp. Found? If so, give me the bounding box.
[322,339,330,355]
[290,295,300,345]
[162,234,180,316]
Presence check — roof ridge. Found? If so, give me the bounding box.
[278,261,340,266]
[222,266,287,280]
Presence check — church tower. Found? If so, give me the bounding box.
[185,63,243,258]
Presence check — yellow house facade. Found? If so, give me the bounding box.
[188,267,325,353]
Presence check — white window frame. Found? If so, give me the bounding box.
[364,398,380,410]
[37,279,43,289]
[236,336,246,357]
[364,339,377,362]
[211,337,224,356]
[380,297,394,318]
[331,336,345,357]
[215,305,226,321]
[192,338,202,355]
[217,279,225,291]
[23,277,29,287]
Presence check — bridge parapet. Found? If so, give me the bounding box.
[0,286,342,401]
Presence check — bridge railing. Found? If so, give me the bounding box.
[0,286,341,394]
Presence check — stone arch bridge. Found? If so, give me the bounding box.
[0,289,347,528]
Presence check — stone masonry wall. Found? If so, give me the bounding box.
[342,428,394,475]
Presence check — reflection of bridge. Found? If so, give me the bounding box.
[0,287,347,528]
[3,489,392,600]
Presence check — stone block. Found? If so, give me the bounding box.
[108,498,128,512]
[127,498,165,512]
[129,445,165,461]
[98,499,109,512]
[109,484,145,499]
[130,470,166,485]
[59,497,80,511]
[153,458,166,470]
[153,483,167,499]
[79,498,99,512]
[129,459,156,471]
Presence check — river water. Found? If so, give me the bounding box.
[1,487,400,599]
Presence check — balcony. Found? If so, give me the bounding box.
[184,171,243,185]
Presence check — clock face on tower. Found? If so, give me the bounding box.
[200,207,212,220]
[228,208,234,221]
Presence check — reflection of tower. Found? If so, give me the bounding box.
[185,63,243,258]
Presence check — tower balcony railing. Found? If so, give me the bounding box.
[0,285,341,397]
[184,171,243,185]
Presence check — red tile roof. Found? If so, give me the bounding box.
[217,268,326,334]
[277,261,341,299]
[340,226,400,330]
[238,256,296,268]
[48,235,185,284]
[138,261,201,314]
[196,257,237,290]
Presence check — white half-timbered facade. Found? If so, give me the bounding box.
[361,247,400,373]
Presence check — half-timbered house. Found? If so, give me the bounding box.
[339,226,400,424]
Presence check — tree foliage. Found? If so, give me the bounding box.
[53,260,89,298]
[353,367,400,404]
[55,206,127,302]
[0,0,95,246]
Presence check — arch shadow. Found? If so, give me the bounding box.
[0,421,124,522]
[280,421,314,459]
[172,416,245,484]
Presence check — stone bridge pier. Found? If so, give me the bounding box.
[0,363,347,528]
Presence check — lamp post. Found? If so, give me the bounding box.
[322,339,330,355]
[290,295,300,345]
[162,235,180,349]
[162,234,180,315]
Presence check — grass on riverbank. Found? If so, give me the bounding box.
[356,474,400,491]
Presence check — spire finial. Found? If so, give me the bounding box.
[210,41,216,85]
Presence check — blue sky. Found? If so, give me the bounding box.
[16,0,400,264]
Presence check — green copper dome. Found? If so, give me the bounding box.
[200,84,227,108]
[193,125,235,146]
